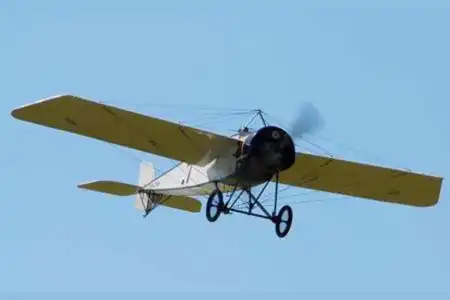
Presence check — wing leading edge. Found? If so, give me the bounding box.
[11,95,239,166]
[277,153,443,207]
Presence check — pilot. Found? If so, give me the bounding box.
[235,127,253,158]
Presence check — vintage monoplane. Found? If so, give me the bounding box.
[11,95,443,238]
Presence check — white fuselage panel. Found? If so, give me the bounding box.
[146,144,238,196]
[146,129,258,197]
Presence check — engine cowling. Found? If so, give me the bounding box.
[248,126,295,171]
[234,126,295,184]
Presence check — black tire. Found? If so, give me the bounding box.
[275,205,293,238]
[206,189,224,223]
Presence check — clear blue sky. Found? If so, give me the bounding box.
[1,0,449,297]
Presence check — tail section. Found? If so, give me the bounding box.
[78,161,202,214]
[135,162,156,211]
[138,161,155,187]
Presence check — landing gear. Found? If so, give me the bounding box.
[274,205,293,238]
[205,189,224,222]
[205,173,294,238]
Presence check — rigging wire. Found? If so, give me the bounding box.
[94,100,404,213]
[233,192,350,210]
[261,109,412,172]
[100,100,254,115]
[95,104,248,209]
[179,111,255,134]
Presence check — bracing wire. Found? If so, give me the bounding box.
[101,100,254,115]
[95,103,252,208]
[96,100,403,212]
[260,110,412,172]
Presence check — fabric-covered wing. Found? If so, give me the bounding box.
[11,95,239,165]
[277,153,443,207]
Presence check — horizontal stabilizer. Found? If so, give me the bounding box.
[78,180,202,213]
[135,194,202,213]
[78,180,138,196]
[164,196,202,213]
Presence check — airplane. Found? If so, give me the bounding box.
[11,95,444,238]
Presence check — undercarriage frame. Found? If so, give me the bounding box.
[206,171,293,238]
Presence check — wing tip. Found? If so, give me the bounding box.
[11,94,76,120]
[412,189,443,208]
[416,199,439,207]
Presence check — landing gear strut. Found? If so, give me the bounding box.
[205,172,294,238]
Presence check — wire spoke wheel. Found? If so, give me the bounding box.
[275,205,293,238]
[206,189,224,222]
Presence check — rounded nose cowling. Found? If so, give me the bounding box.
[249,126,296,172]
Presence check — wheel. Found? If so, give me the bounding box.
[275,205,293,238]
[206,189,224,222]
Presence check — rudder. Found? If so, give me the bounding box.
[135,161,156,211]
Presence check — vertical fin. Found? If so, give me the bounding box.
[135,162,155,211]
[138,161,155,187]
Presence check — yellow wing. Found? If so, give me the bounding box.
[11,95,238,165]
[277,153,443,207]
[78,180,202,213]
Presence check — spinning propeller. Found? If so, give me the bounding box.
[229,102,324,139]
[287,102,325,140]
